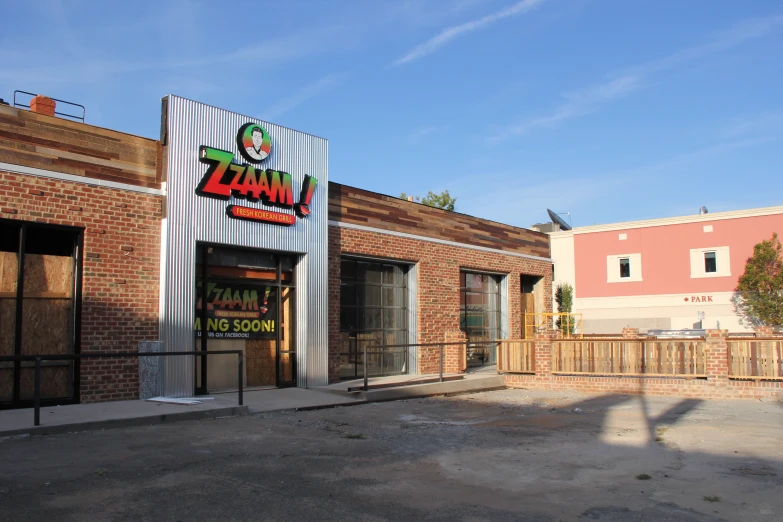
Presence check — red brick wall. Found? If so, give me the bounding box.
[1,171,162,403]
[328,225,553,383]
[503,330,783,400]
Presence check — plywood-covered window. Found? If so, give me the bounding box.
[0,220,82,409]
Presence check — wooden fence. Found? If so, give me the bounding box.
[551,338,706,377]
[728,338,783,380]
[496,340,536,374]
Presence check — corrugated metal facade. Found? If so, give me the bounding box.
[160,95,329,396]
[406,264,419,375]
[501,275,510,340]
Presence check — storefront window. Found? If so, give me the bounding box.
[460,271,501,366]
[339,258,408,378]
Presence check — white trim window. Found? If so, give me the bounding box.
[607,253,642,283]
[690,247,730,278]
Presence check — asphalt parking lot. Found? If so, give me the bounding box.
[1,389,781,521]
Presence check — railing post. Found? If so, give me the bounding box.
[237,353,243,406]
[363,341,368,392]
[439,344,444,382]
[34,357,41,427]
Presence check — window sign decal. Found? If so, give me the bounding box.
[195,281,277,339]
[195,124,317,226]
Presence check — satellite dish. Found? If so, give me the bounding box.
[547,209,572,231]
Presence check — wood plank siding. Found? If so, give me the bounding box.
[328,183,551,259]
[0,105,161,189]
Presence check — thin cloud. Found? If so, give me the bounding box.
[0,24,343,88]
[719,110,783,140]
[491,13,783,140]
[391,0,546,67]
[260,74,346,121]
[454,135,775,226]
[496,75,642,137]
[408,126,438,144]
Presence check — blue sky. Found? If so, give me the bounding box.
[1,0,781,228]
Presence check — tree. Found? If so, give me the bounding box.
[734,233,783,328]
[555,282,576,335]
[399,190,456,211]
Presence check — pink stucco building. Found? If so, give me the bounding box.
[548,206,783,333]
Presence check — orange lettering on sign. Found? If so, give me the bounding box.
[225,205,296,226]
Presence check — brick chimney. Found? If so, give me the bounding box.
[30,95,56,117]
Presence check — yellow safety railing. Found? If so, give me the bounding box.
[524,312,583,339]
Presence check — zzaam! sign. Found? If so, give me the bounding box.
[196,123,317,226]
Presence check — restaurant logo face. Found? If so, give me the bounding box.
[237,122,271,163]
[196,123,317,226]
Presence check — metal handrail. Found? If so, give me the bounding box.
[13,90,86,122]
[358,340,504,391]
[554,337,706,342]
[372,340,504,349]
[0,350,243,427]
[340,339,409,380]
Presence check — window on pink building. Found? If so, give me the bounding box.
[704,252,717,273]
[619,258,631,278]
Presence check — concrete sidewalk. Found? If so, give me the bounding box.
[0,370,506,437]
[0,388,362,437]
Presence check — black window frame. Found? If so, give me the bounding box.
[0,219,83,410]
[339,257,409,346]
[704,251,717,273]
[619,257,631,279]
[195,243,298,392]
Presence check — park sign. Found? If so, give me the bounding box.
[196,123,317,226]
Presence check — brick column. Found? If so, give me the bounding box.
[30,95,56,116]
[705,329,729,387]
[444,329,467,373]
[533,330,556,377]
[755,326,775,337]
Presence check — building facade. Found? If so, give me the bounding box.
[0,100,164,408]
[549,208,783,333]
[0,95,552,408]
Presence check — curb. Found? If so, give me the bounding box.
[0,405,250,438]
[293,383,509,411]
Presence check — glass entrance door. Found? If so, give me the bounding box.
[460,271,501,367]
[195,245,295,393]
